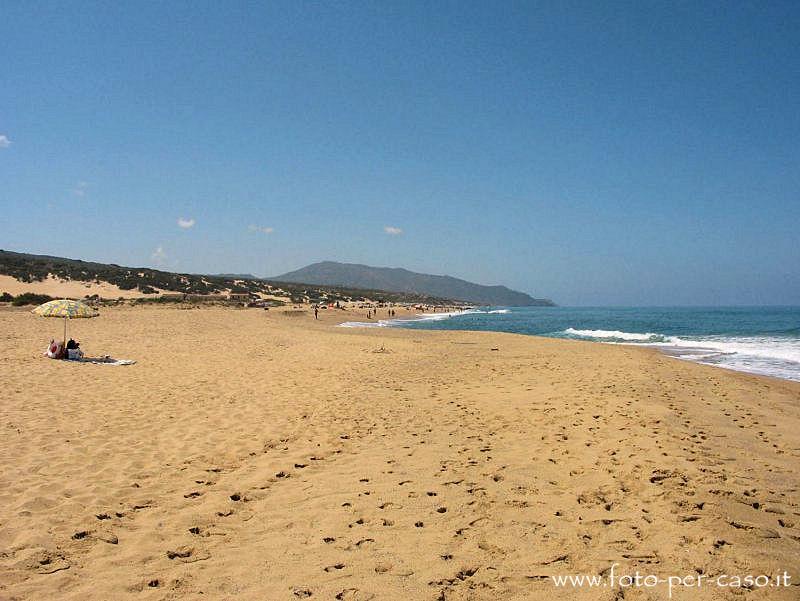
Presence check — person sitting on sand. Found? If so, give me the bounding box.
[65,339,84,361]
[44,339,64,360]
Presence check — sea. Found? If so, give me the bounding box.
[340,306,800,382]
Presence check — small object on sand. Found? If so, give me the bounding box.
[79,356,137,365]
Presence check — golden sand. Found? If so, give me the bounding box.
[1,305,798,600]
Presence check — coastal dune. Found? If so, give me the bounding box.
[1,305,798,600]
[0,274,163,301]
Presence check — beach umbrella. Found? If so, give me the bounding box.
[32,299,99,344]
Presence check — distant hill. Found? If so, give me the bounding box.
[0,250,453,305]
[0,250,553,306]
[274,261,554,306]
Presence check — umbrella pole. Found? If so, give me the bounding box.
[64,317,67,346]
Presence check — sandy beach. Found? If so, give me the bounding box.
[1,304,799,600]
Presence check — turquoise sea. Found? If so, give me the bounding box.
[341,306,800,382]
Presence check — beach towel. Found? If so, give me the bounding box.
[77,356,137,366]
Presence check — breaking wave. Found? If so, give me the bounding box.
[559,328,800,381]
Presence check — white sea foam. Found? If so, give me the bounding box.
[416,309,482,320]
[561,328,800,381]
[563,328,672,342]
[339,309,484,329]
[666,336,800,364]
[340,314,800,381]
[338,320,389,328]
[338,318,415,328]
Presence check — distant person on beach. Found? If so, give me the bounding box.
[314,306,319,319]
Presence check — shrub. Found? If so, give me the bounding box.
[132,295,184,304]
[11,292,55,306]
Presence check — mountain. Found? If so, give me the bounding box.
[0,250,453,305]
[0,249,552,306]
[274,261,554,306]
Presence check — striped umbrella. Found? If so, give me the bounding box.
[32,299,99,345]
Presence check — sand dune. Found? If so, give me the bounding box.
[1,305,798,600]
[0,275,163,300]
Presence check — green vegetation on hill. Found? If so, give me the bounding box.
[1,249,225,295]
[0,291,56,306]
[11,292,55,306]
[0,250,456,305]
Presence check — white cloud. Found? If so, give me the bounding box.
[248,224,274,234]
[384,226,403,235]
[72,181,89,197]
[0,135,10,148]
[177,217,196,229]
[151,246,167,266]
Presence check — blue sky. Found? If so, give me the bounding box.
[1,1,798,305]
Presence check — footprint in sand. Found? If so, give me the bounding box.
[336,588,375,601]
[166,547,193,560]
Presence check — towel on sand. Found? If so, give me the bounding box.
[76,356,136,366]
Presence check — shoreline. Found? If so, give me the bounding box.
[334,307,800,384]
[1,304,799,600]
